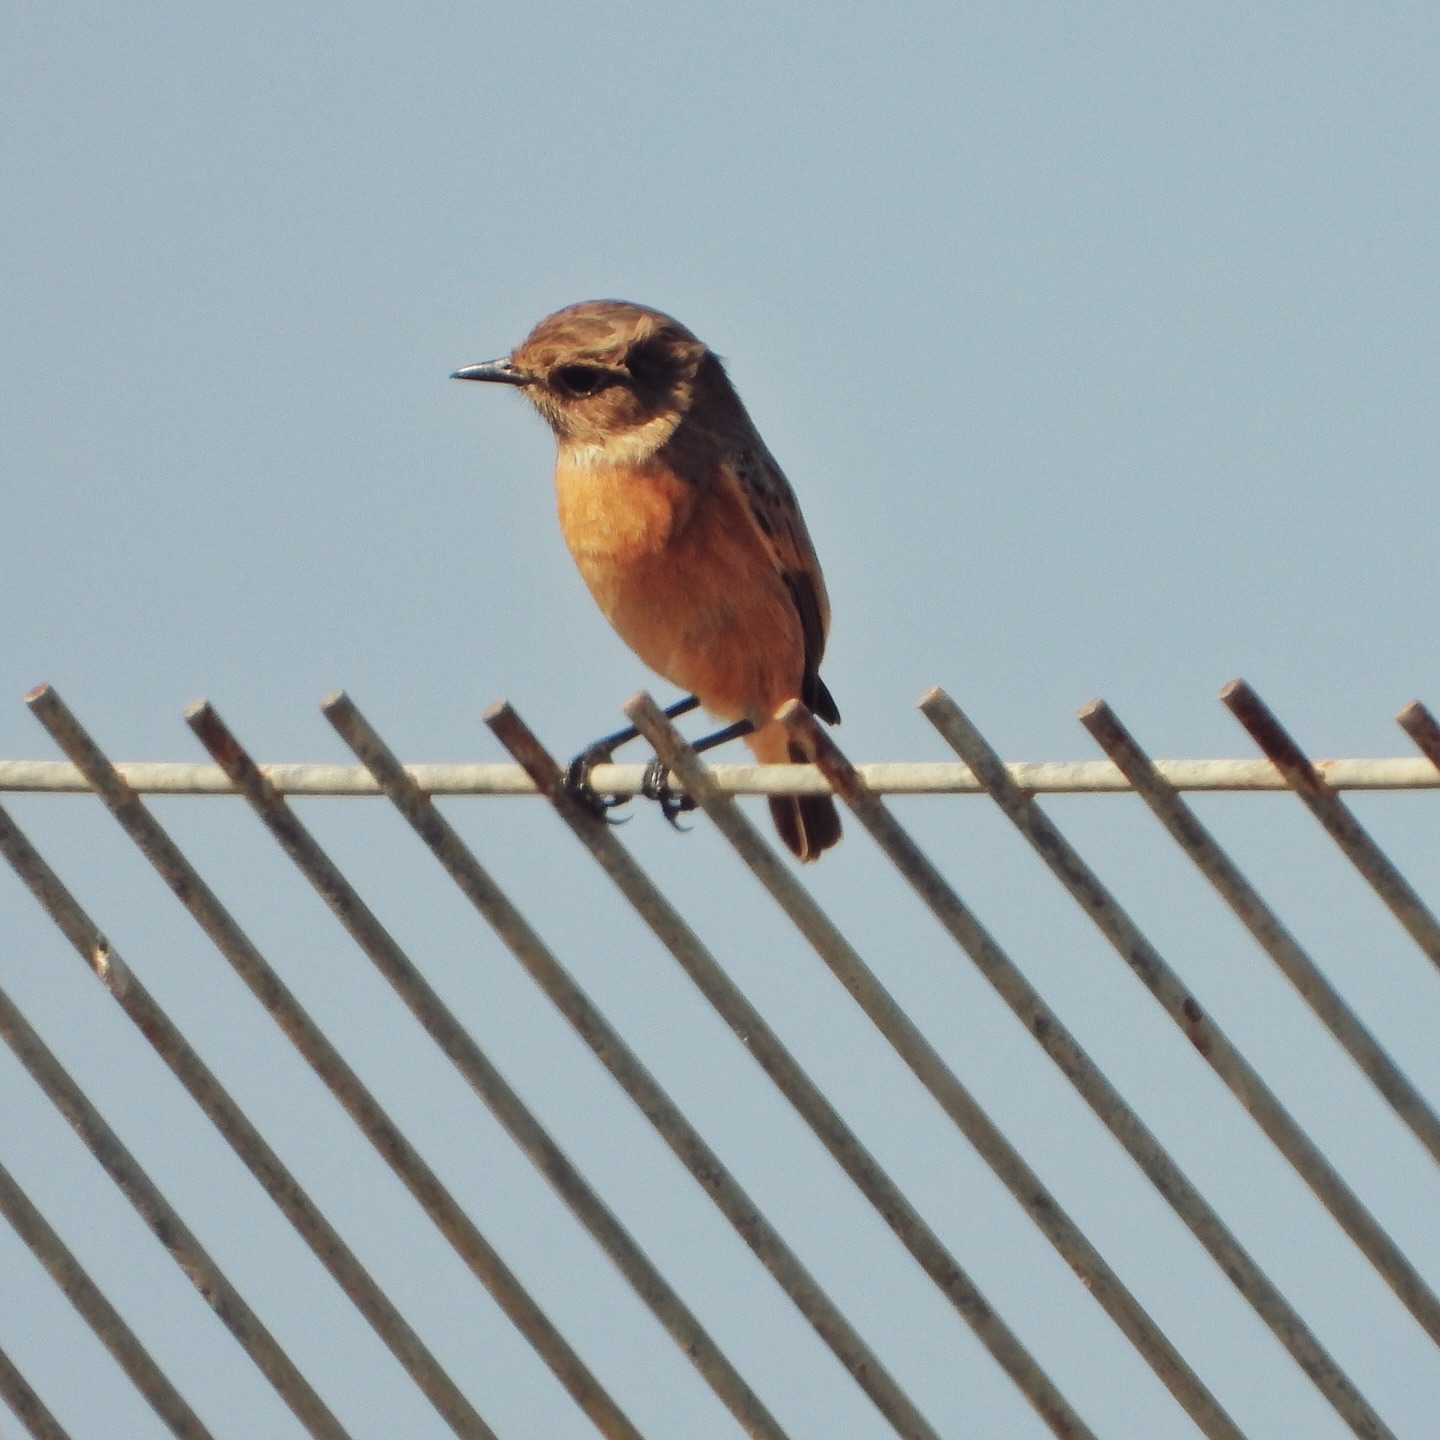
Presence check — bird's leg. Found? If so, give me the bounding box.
[642,718,756,829]
[565,695,701,818]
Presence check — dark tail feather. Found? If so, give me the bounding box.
[768,736,841,861]
[768,794,842,862]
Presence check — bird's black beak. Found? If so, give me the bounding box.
[451,358,532,385]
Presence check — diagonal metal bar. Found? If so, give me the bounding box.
[0,1158,210,1440]
[1396,701,1440,769]
[22,686,642,1440]
[0,796,497,1439]
[627,692,1248,1440]
[0,969,348,1440]
[921,688,1440,1346]
[484,701,1098,1440]
[1080,699,1440,1170]
[0,1343,74,1440]
[778,699,1396,1440]
[1222,681,1440,974]
[1396,702,1440,827]
[183,701,788,1440]
[319,693,941,1440]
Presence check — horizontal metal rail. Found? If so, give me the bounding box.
[4,756,1440,796]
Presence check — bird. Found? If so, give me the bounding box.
[454,299,841,861]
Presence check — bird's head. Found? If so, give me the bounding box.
[454,300,711,459]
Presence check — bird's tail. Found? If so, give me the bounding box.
[750,721,841,862]
[769,789,842,862]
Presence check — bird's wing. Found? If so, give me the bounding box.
[728,439,841,724]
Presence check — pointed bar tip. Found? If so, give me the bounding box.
[1397,700,1440,763]
[183,701,248,779]
[916,689,972,732]
[482,702,564,793]
[622,691,657,726]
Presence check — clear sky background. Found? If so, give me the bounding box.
[3,5,1440,1439]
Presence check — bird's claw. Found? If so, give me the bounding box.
[642,758,696,830]
[565,747,632,824]
[564,744,695,832]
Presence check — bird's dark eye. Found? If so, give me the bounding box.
[551,364,611,397]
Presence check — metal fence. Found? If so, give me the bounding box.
[2,680,1438,1440]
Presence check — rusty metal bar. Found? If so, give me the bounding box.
[778,700,1395,1440]
[626,692,1248,1440]
[1397,701,1440,818]
[1222,681,1440,974]
[921,687,1440,1346]
[483,701,1098,1440]
[182,701,789,1440]
[1397,701,1440,769]
[0,1344,74,1440]
[1080,699,1440,1170]
[0,800,498,1439]
[0,965,349,1440]
[0,1163,208,1440]
[319,694,941,1440]
[6,757,1440,798]
[22,686,643,1440]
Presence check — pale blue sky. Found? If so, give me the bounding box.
[3,6,1439,1439]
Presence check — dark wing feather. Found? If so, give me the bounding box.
[731,439,840,725]
[781,573,841,723]
[682,354,838,725]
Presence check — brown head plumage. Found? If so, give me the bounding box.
[456,300,715,453]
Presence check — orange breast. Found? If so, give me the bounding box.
[554,456,694,571]
[553,454,806,726]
